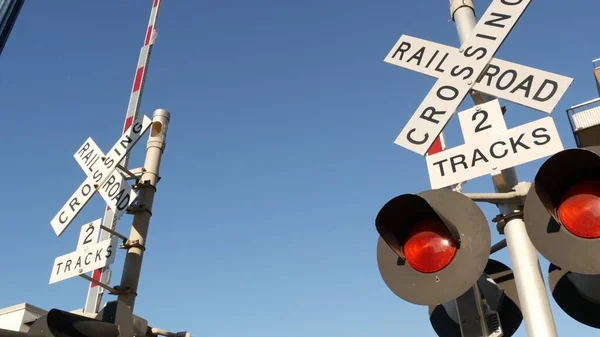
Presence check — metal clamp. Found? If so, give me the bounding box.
[492,209,524,234]
[120,239,146,251]
[109,285,138,296]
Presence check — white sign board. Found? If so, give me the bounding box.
[426,116,564,189]
[49,220,118,284]
[458,100,507,144]
[74,138,138,220]
[384,35,573,114]
[395,0,532,155]
[50,114,151,237]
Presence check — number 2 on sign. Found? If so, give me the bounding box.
[458,100,508,145]
[472,110,493,133]
[77,219,102,251]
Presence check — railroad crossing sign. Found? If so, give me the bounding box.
[389,0,573,156]
[425,99,564,188]
[50,114,152,237]
[49,219,118,284]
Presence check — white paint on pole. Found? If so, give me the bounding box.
[49,236,118,284]
[50,114,152,237]
[74,138,138,220]
[384,35,573,113]
[426,117,564,189]
[395,0,532,155]
[458,99,507,144]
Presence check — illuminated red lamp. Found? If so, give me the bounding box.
[403,218,458,273]
[557,180,600,239]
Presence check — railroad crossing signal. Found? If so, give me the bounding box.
[390,0,573,157]
[50,114,152,237]
[524,145,600,328]
[375,189,491,305]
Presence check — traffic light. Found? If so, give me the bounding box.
[524,145,600,328]
[376,188,491,306]
[428,259,523,337]
[25,309,119,337]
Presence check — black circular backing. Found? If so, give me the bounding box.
[524,186,600,275]
[376,189,491,306]
[548,264,600,329]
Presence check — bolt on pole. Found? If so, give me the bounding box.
[448,1,559,337]
[117,108,170,310]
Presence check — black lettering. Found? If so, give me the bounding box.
[65,259,72,272]
[484,12,511,28]
[117,192,130,211]
[82,183,92,196]
[406,47,425,65]
[108,183,121,198]
[85,253,92,265]
[103,175,116,193]
[436,85,458,101]
[59,211,69,224]
[479,64,500,86]
[89,155,100,172]
[83,226,94,245]
[82,150,93,165]
[435,53,448,73]
[133,121,143,133]
[74,257,82,269]
[55,262,63,275]
[473,110,492,133]
[120,136,133,150]
[450,155,468,173]
[464,46,487,60]
[450,65,474,80]
[92,170,103,183]
[511,74,534,97]
[490,141,508,159]
[425,50,440,68]
[106,244,113,259]
[501,0,523,5]
[104,157,115,169]
[471,149,489,166]
[95,249,103,262]
[497,70,517,90]
[407,129,428,145]
[391,42,411,60]
[420,106,445,124]
[510,133,530,153]
[532,128,551,145]
[114,148,121,156]
[77,143,90,157]
[68,198,80,212]
[476,33,497,41]
[433,159,448,177]
[533,79,558,102]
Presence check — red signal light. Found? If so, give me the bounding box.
[558,180,600,239]
[403,218,458,273]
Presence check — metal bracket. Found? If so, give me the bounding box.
[463,181,531,205]
[100,225,129,242]
[109,285,138,296]
[492,209,524,234]
[120,239,146,251]
[126,204,152,216]
[117,164,144,181]
[133,179,157,192]
[79,274,122,294]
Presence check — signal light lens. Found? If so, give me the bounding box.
[558,180,600,239]
[402,218,457,273]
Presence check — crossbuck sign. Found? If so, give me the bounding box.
[389,0,573,156]
[50,114,152,237]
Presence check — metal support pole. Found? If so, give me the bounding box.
[448,1,559,336]
[116,108,170,310]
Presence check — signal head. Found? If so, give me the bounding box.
[525,146,600,274]
[376,189,491,305]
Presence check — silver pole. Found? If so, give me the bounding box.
[117,108,170,310]
[448,1,559,336]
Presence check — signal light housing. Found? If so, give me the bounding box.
[428,259,523,337]
[548,263,600,329]
[524,146,600,275]
[376,189,491,305]
[26,308,120,337]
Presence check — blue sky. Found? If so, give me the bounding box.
[1,0,599,336]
